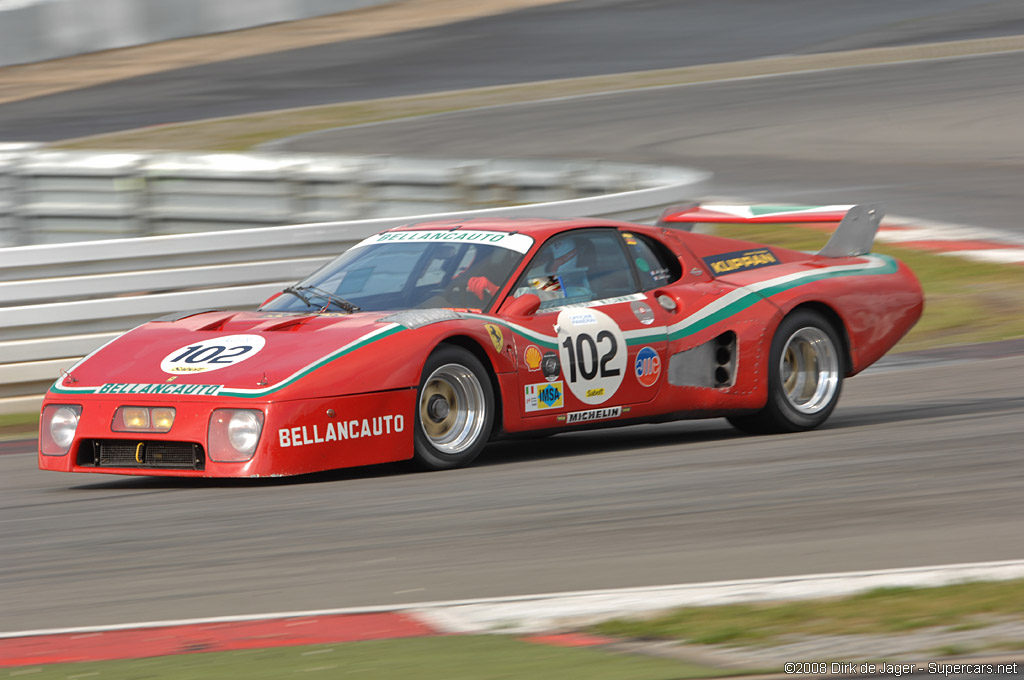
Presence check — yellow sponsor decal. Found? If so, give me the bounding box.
[524,345,542,370]
[485,323,504,352]
[585,387,605,398]
[704,248,778,275]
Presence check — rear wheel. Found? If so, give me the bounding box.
[728,310,843,434]
[413,345,494,470]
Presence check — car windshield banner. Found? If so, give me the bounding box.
[353,230,534,253]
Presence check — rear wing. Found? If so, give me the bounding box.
[656,203,884,258]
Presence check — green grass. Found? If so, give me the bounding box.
[931,644,978,657]
[591,579,1024,647]
[713,223,1024,351]
[12,583,1024,678]
[0,411,38,440]
[1,635,728,680]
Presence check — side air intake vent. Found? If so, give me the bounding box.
[668,331,737,388]
[713,332,737,387]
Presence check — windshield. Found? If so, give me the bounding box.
[261,230,533,313]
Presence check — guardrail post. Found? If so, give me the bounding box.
[132,160,152,237]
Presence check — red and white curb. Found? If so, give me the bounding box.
[877,216,1024,264]
[698,199,1024,265]
[4,559,1024,667]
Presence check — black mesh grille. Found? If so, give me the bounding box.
[78,440,205,470]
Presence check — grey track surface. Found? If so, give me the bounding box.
[281,52,1024,233]
[4,355,1024,631]
[4,0,1024,632]
[0,0,1022,141]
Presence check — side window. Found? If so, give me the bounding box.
[514,229,639,308]
[620,232,682,290]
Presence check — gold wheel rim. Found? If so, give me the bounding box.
[418,363,487,454]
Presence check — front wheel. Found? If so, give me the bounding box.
[728,310,844,434]
[413,345,495,470]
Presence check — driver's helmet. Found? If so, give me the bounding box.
[550,238,579,272]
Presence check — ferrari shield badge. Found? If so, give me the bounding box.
[484,323,504,352]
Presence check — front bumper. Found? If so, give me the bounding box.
[38,389,417,478]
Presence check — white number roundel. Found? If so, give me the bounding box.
[556,308,626,405]
[160,335,266,374]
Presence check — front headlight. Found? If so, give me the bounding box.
[41,404,82,456]
[208,409,264,462]
[112,406,175,433]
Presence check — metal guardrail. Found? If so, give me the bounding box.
[0,148,696,247]
[0,152,709,413]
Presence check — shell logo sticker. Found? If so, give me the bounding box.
[635,346,661,387]
[523,345,542,371]
[485,323,504,352]
[556,308,626,405]
[160,335,266,374]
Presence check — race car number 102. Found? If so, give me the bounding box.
[556,308,627,405]
[160,334,267,374]
[561,331,619,382]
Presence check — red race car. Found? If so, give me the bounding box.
[39,204,922,477]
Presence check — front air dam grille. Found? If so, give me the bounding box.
[78,440,205,470]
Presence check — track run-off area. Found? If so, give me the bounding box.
[2,0,1024,636]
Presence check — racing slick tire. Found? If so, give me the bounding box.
[728,310,844,434]
[413,345,495,470]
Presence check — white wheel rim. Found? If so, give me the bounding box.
[779,327,839,415]
[419,363,487,454]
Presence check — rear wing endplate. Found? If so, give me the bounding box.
[656,203,884,257]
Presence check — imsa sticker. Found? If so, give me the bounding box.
[702,248,778,275]
[525,381,563,412]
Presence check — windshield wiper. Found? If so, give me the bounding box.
[281,285,312,306]
[295,285,361,313]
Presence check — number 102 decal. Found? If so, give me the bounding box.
[556,308,626,405]
[160,334,266,374]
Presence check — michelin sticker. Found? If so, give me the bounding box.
[556,308,626,405]
[566,406,622,424]
[160,335,266,374]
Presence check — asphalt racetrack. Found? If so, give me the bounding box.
[2,0,1024,632]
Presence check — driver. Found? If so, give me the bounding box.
[515,237,591,301]
[458,248,519,304]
